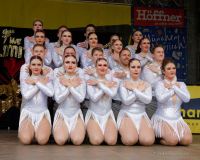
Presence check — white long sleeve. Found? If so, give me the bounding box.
[51,47,63,68]
[120,83,136,105]
[24,36,34,50]
[69,81,86,103]
[142,65,162,89]
[81,52,93,68]
[87,85,104,102]
[43,44,52,66]
[153,80,190,120]
[119,79,151,114]
[54,78,70,104]
[155,82,174,103]
[134,86,152,104]
[35,81,54,97]
[24,48,32,64]
[134,53,153,68]
[173,82,190,103]
[98,82,118,97]
[20,82,39,100]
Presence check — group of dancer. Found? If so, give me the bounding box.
[18,20,192,146]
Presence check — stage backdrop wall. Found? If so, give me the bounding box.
[0,0,131,29]
[132,1,187,82]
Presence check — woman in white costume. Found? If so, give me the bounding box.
[24,19,44,50]
[24,30,52,66]
[86,58,118,145]
[118,58,155,146]
[80,32,100,68]
[52,30,81,68]
[84,47,104,78]
[151,58,192,146]
[134,37,153,68]
[126,30,143,58]
[50,25,69,48]
[107,39,123,70]
[18,56,54,145]
[104,34,120,59]
[53,55,86,145]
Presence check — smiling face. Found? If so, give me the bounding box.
[30,58,43,76]
[140,38,150,53]
[153,47,165,62]
[35,32,45,45]
[120,49,131,66]
[112,40,123,53]
[64,56,77,74]
[129,60,141,80]
[88,33,98,48]
[163,62,176,80]
[132,31,143,43]
[61,31,72,46]
[96,59,108,77]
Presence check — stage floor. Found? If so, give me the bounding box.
[0,130,200,160]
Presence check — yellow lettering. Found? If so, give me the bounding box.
[181,109,186,117]
[197,110,200,118]
[187,109,195,118]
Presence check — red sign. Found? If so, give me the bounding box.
[134,7,185,27]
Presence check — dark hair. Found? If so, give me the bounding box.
[161,58,176,72]
[110,33,121,42]
[60,30,72,46]
[64,45,76,54]
[119,48,131,57]
[91,47,103,56]
[57,25,69,32]
[34,29,46,37]
[29,55,43,76]
[63,55,77,65]
[32,19,43,27]
[32,44,46,50]
[130,30,143,45]
[87,32,98,49]
[135,37,150,54]
[128,58,141,67]
[95,57,108,67]
[87,32,97,40]
[85,24,96,32]
[151,44,165,54]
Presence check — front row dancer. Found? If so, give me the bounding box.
[118,58,155,146]
[18,47,192,146]
[151,58,192,146]
[86,58,119,145]
[53,55,86,145]
[18,56,54,145]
